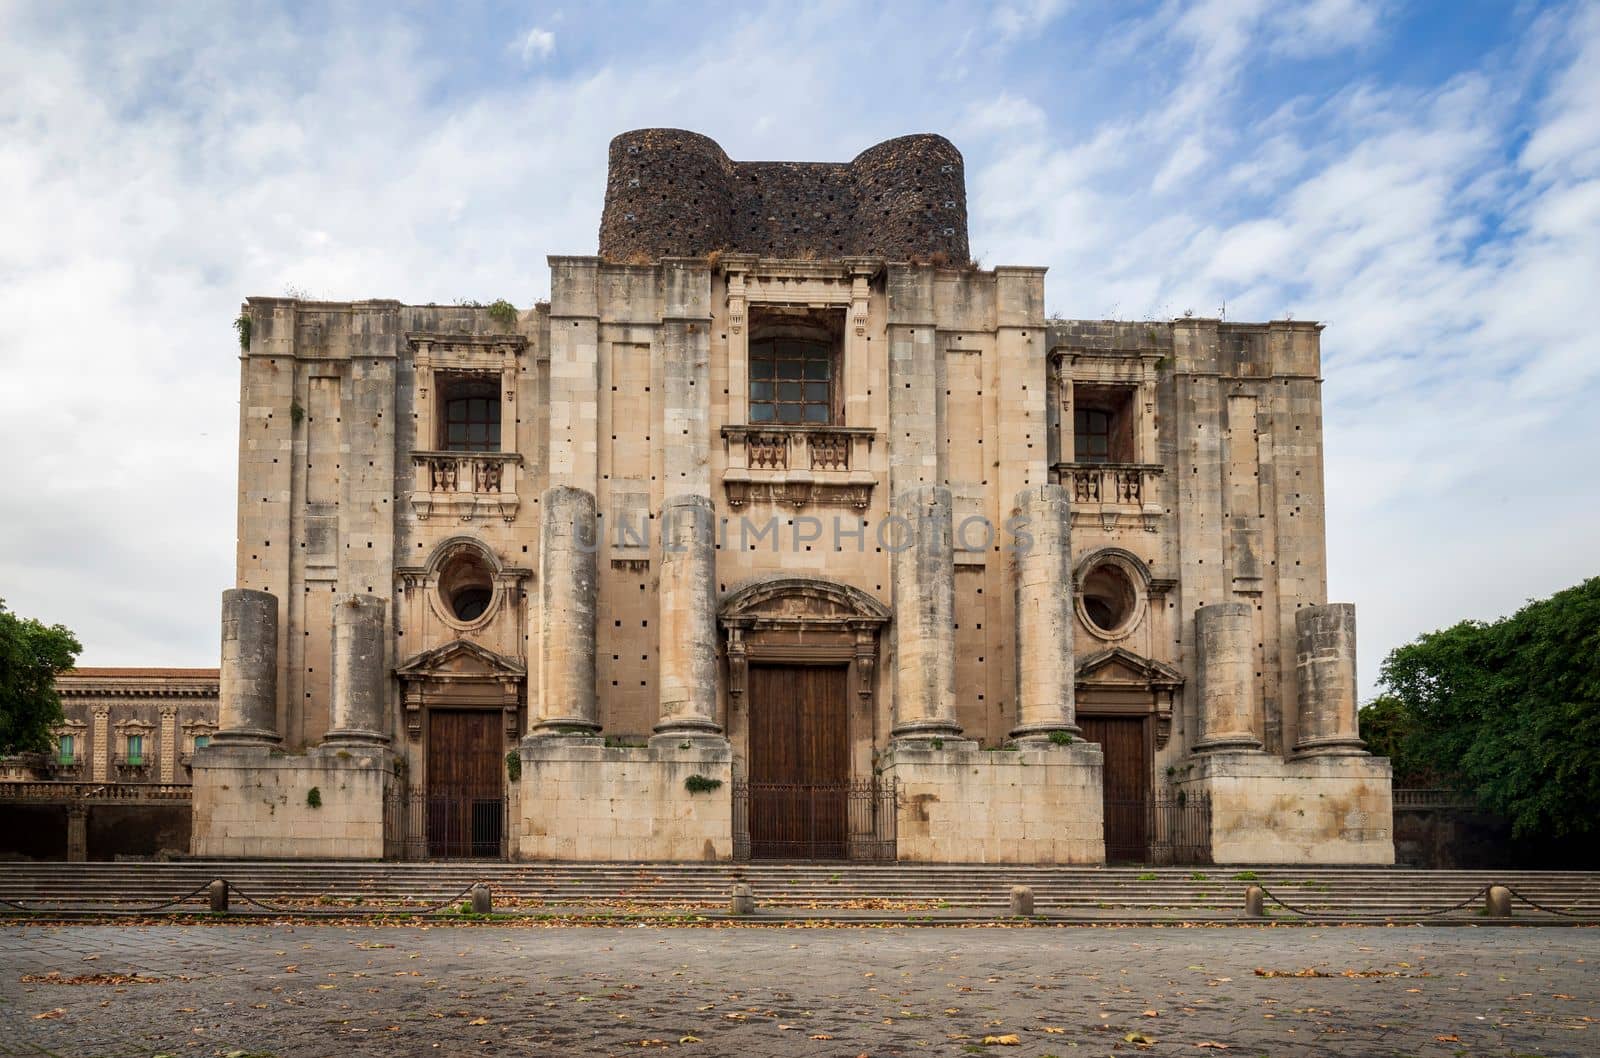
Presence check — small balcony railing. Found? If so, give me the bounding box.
[409,451,522,521]
[721,425,877,509]
[1049,461,1164,528]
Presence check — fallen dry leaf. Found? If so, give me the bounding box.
[33,1009,67,1020]
[1124,1031,1157,1046]
[468,1017,489,1026]
[809,1033,833,1040]
[1435,1035,1460,1043]
[1195,1043,1229,1050]
[1142,1009,1160,1017]
[1042,1026,1065,1033]
[981,1034,1021,1046]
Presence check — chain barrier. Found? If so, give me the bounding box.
[1256,882,1492,919]
[1503,884,1592,919]
[0,879,221,916]
[225,880,485,917]
[0,879,489,918]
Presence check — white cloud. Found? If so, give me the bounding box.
[518,26,555,63]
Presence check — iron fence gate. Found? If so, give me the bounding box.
[384,788,506,861]
[1105,793,1212,865]
[733,778,897,861]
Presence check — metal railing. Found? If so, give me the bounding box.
[1105,793,1211,865]
[385,788,506,861]
[733,778,897,862]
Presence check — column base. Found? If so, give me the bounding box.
[1193,736,1265,754]
[1008,721,1083,746]
[209,728,282,748]
[529,716,602,737]
[652,716,723,739]
[321,728,391,749]
[890,718,965,742]
[1292,735,1368,757]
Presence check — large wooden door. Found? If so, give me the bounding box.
[426,710,504,858]
[747,664,849,858]
[1078,716,1150,862]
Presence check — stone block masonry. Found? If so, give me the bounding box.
[191,745,393,859]
[599,129,969,262]
[518,739,733,862]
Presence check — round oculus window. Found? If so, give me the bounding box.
[438,549,495,624]
[1081,562,1138,636]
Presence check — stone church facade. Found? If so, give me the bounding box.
[191,130,1393,864]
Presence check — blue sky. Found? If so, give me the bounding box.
[2,0,1597,696]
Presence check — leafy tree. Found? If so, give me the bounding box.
[1367,577,1600,838]
[0,599,82,755]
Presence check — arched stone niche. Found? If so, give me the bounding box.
[717,576,891,780]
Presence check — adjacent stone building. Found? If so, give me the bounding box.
[190,130,1393,864]
[0,669,217,860]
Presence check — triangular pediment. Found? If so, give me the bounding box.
[396,639,526,681]
[1077,647,1184,689]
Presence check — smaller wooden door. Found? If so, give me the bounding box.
[426,710,503,859]
[748,665,850,858]
[1078,716,1151,862]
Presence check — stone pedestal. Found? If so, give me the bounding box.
[212,588,281,746]
[531,485,599,735]
[1009,483,1079,743]
[518,738,732,861]
[890,486,962,742]
[1293,603,1366,756]
[1176,750,1394,864]
[653,495,722,742]
[191,743,393,859]
[323,595,390,747]
[879,740,1104,863]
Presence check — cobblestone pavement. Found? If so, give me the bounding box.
[0,924,1594,1057]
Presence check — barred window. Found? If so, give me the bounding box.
[439,377,502,452]
[749,339,835,424]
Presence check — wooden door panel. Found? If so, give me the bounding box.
[748,665,849,857]
[1078,716,1150,862]
[426,710,503,858]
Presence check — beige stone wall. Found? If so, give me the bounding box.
[517,739,732,861]
[191,746,392,859]
[881,741,1104,864]
[1177,751,1394,864]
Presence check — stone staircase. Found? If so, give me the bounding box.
[2,862,1599,920]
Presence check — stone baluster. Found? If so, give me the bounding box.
[890,485,963,742]
[1193,602,1261,752]
[1293,603,1366,756]
[1010,483,1080,743]
[212,588,281,746]
[530,485,599,734]
[323,594,390,746]
[653,495,722,741]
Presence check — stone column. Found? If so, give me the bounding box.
[890,485,963,741]
[530,485,599,734]
[158,706,177,782]
[654,495,721,740]
[212,588,281,746]
[1193,602,1261,752]
[323,594,390,746]
[1293,603,1366,756]
[1010,484,1079,743]
[66,806,87,863]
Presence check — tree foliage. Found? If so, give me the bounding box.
[1360,576,1600,838]
[0,599,82,755]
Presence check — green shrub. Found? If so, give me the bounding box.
[487,299,518,329]
[684,774,722,794]
[505,750,521,781]
[306,787,322,809]
[1048,730,1074,746]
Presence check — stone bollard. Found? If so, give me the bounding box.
[208,879,229,914]
[1244,885,1265,918]
[470,884,493,915]
[1009,885,1035,917]
[730,882,755,916]
[1485,885,1512,918]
